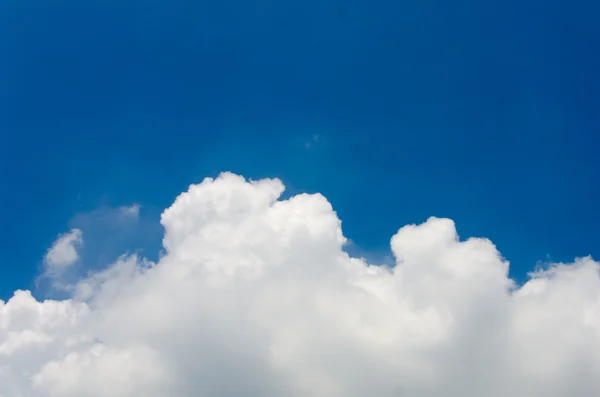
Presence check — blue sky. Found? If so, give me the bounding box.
[1,0,599,299]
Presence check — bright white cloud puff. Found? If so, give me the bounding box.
[44,229,83,272]
[2,172,600,396]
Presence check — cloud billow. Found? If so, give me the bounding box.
[44,229,83,274]
[1,172,599,396]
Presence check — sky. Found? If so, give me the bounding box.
[1,1,600,395]
[2,0,599,297]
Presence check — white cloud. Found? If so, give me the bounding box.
[44,229,83,273]
[2,172,600,396]
[119,204,141,219]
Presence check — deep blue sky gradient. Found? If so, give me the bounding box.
[1,0,599,298]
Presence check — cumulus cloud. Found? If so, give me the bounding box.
[2,172,600,396]
[44,229,83,273]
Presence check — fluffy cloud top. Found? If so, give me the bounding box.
[44,229,83,273]
[2,172,600,396]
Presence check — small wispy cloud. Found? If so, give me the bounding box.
[119,203,141,219]
[304,134,320,149]
[44,229,83,274]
